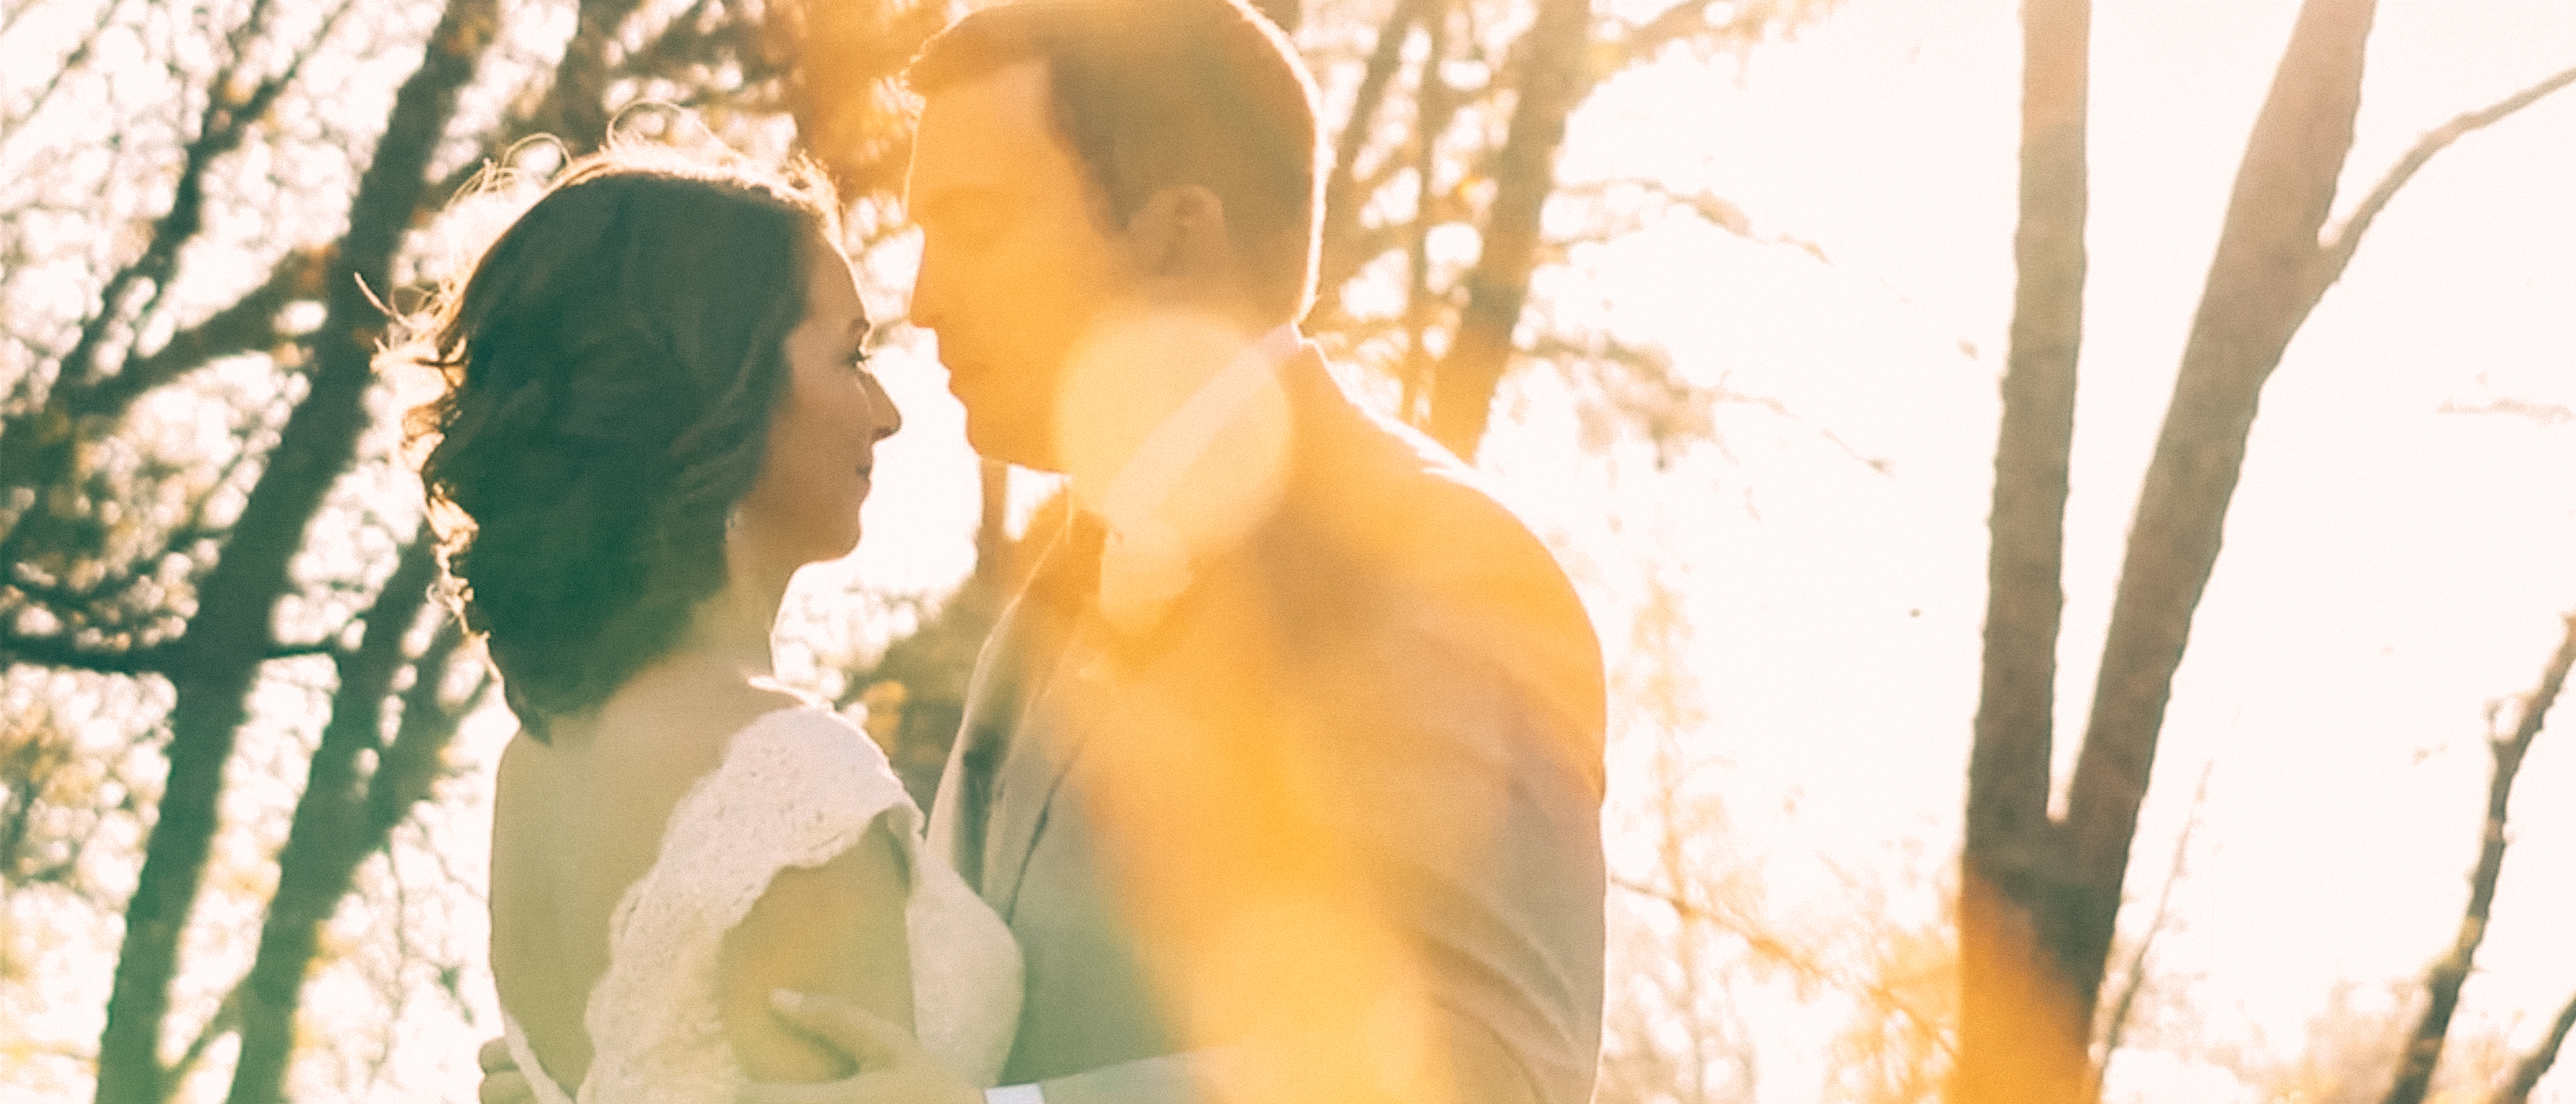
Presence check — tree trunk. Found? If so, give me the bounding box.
[1424,0,1594,461]
[222,536,438,1104]
[2055,0,2376,1026]
[92,2,501,1098]
[2381,614,2576,1104]
[1959,0,2090,1096]
[1959,3,2385,1100]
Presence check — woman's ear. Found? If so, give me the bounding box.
[1125,184,1236,289]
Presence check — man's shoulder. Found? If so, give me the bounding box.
[1283,372,1587,635]
[1251,358,1605,762]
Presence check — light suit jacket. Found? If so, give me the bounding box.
[927,349,1606,1104]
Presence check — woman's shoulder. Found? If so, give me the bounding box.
[527,668,874,808]
[584,661,808,744]
[719,699,887,779]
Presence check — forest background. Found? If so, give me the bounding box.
[3,0,2575,1102]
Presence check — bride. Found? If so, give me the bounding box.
[403,145,1019,1103]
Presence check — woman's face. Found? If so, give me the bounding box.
[732,235,902,568]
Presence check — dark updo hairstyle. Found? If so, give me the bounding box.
[403,144,842,740]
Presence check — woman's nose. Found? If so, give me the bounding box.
[864,374,902,440]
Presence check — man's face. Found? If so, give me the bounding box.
[907,61,1136,472]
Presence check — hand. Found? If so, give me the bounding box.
[736,991,982,1104]
[477,1036,534,1104]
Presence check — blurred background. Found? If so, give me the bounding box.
[3,0,2573,1101]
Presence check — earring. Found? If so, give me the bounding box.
[726,505,742,534]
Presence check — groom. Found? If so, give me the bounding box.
[774,2,1608,1101]
[480,1,1605,1101]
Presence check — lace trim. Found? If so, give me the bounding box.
[583,707,911,1104]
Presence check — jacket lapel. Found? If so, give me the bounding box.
[927,597,1023,875]
[978,613,1108,916]
[970,350,1348,917]
[932,515,1101,889]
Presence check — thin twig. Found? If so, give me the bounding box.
[2489,988,2576,1104]
[2314,61,2576,296]
[2098,759,2216,1059]
[2381,612,2576,1104]
[0,0,135,149]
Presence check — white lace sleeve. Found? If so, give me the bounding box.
[580,707,916,1104]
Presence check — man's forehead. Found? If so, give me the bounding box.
[911,59,1057,190]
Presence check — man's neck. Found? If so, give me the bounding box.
[1059,310,1296,514]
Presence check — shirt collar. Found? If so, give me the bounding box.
[1088,322,1303,635]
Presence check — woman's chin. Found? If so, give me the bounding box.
[784,524,865,570]
[829,522,866,562]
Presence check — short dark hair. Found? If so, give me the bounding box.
[400,145,841,739]
[906,0,1324,318]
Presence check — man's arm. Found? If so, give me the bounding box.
[719,817,916,1082]
[478,1037,534,1104]
[1308,512,1611,1104]
[746,1003,1210,1104]
[756,991,1553,1104]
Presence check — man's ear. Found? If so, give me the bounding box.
[1125,184,1235,287]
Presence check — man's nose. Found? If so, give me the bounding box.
[906,240,945,335]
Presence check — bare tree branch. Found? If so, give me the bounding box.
[1605,0,1812,70]
[767,0,948,200]
[2312,61,2576,297]
[1964,0,2091,1061]
[1395,0,1458,420]
[0,0,135,149]
[1424,0,1595,459]
[99,248,327,418]
[1,0,355,547]
[93,0,503,1096]
[163,982,244,1102]
[365,615,480,841]
[0,628,168,675]
[1311,0,1434,325]
[0,0,48,40]
[1610,873,1819,982]
[428,0,650,203]
[2490,988,2576,1104]
[0,630,340,677]
[2097,759,2214,1061]
[2381,612,2576,1104]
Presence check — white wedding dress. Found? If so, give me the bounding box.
[498,706,1023,1104]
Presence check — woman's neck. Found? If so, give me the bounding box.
[675,563,792,677]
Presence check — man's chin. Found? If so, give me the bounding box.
[964,420,1061,473]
